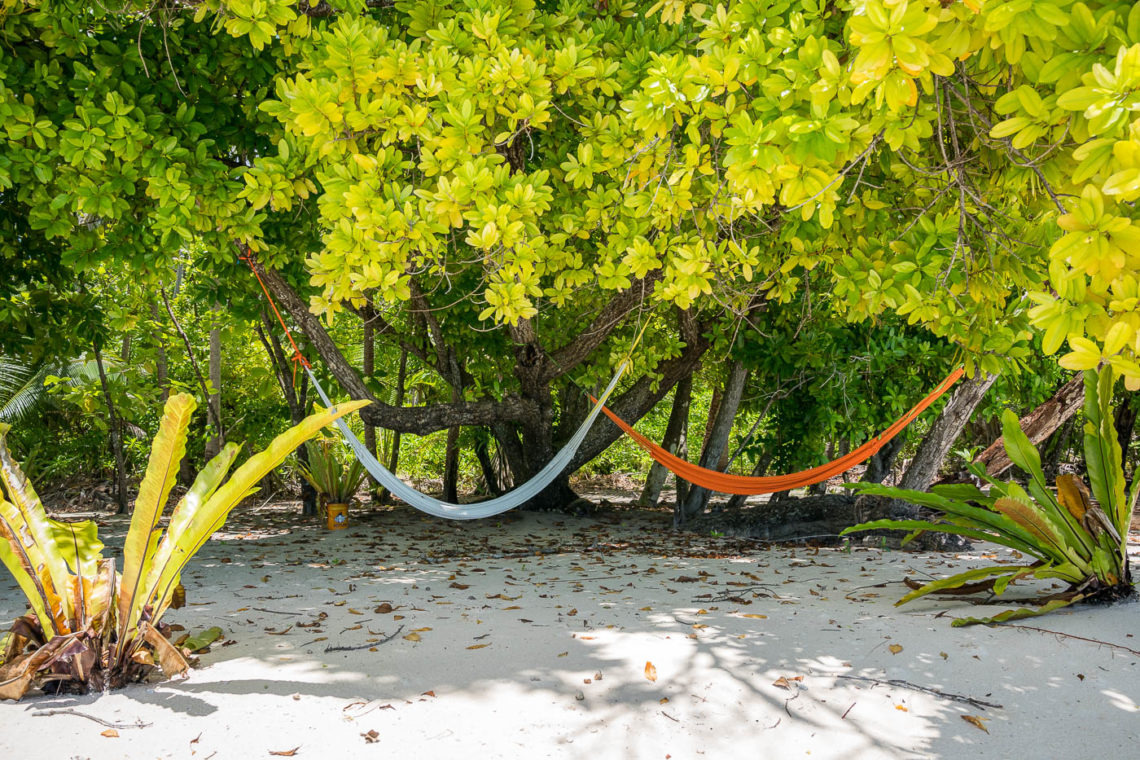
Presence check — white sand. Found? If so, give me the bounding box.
[1,501,1137,759]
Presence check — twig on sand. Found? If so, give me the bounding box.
[836,675,1002,709]
[324,625,405,653]
[33,709,152,729]
[997,624,1140,658]
[253,608,303,616]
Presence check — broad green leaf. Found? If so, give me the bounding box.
[897,564,1038,606]
[951,596,1083,627]
[48,518,103,578]
[119,393,196,642]
[144,399,369,630]
[143,442,241,620]
[0,500,59,635]
[0,424,70,624]
[181,626,223,653]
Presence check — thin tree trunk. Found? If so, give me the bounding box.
[855,371,998,531]
[150,301,170,402]
[205,303,223,459]
[362,314,378,500]
[677,360,749,525]
[443,424,460,502]
[378,349,407,504]
[255,317,318,517]
[1114,394,1137,487]
[724,455,771,511]
[161,288,220,434]
[973,374,1084,477]
[862,435,906,485]
[638,375,691,508]
[473,429,501,495]
[93,344,128,514]
[1042,416,1076,481]
[897,371,997,492]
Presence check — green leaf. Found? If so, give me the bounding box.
[951,596,1082,627]
[119,394,196,643]
[181,626,223,653]
[144,399,370,631]
[897,564,1038,606]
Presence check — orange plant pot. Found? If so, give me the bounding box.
[326,502,349,530]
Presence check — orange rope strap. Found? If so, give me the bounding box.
[598,368,964,496]
[238,247,310,386]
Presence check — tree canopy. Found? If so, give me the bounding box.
[3,0,1138,509]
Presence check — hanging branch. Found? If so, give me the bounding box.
[160,286,222,437]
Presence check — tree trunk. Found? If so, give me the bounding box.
[973,373,1084,477]
[256,317,318,517]
[856,370,997,528]
[724,455,771,511]
[1042,416,1076,481]
[205,303,223,459]
[93,344,129,514]
[861,434,906,485]
[898,371,997,491]
[473,429,501,495]
[362,314,378,500]
[638,375,691,508]
[1114,393,1137,486]
[693,371,994,544]
[443,424,460,503]
[377,349,407,505]
[150,301,170,402]
[161,288,220,435]
[677,360,749,525]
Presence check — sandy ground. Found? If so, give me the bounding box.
[1,499,1138,760]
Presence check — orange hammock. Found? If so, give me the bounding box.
[598,369,964,495]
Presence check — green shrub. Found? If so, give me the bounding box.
[843,365,1136,626]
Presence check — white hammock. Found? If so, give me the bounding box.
[307,362,627,520]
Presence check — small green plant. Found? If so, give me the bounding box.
[296,439,367,507]
[0,393,366,699]
[843,366,1136,626]
[710,529,725,538]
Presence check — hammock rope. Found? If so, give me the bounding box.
[239,249,633,519]
[595,368,964,496]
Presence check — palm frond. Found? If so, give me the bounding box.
[0,360,50,423]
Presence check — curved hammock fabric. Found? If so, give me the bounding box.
[597,368,965,496]
[307,363,628,521]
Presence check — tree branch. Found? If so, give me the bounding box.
[544,271,663,382]
[248,259,538,434]
[570,322,711,469]
[296,0,394,18]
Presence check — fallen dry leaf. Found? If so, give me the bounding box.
[772,675,803,690]
[961,715,990,733]
[895,705,908,712]
[888,644,903,655]
[740,614,767,619]
[402,633,421,642]
[375,603,394,614]
[466,644,490,650]
[449,582,470,590]
[362,730,379,744]
[101,729,118,738]
[269,747,300,757]
[645,662,658,682]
